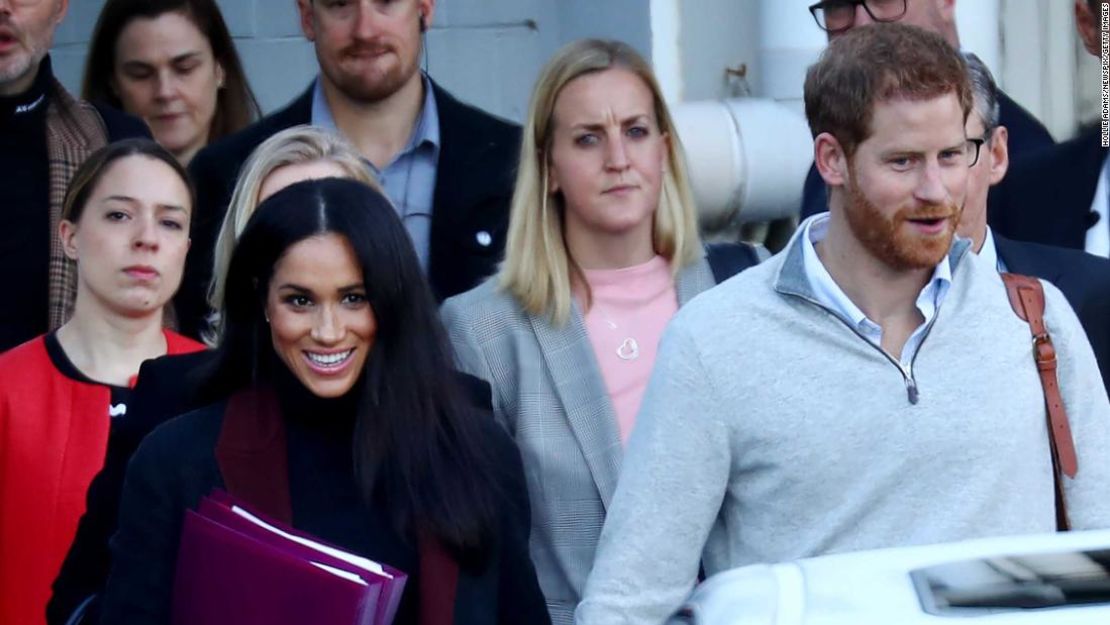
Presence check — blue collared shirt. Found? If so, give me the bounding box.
[800,214,953,367]
[311,74,440,270]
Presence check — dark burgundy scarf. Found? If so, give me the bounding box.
[213,386,459,625]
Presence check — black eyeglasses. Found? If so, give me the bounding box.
[966,128,995,168]
[808,0,909,34]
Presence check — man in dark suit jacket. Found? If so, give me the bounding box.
[178,0,521,338]
[1,0,150,352]
[961,52,1110,393]
[988,1,1109,256]
[800,0,1055,219]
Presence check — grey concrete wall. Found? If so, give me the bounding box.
[50,0,558,123]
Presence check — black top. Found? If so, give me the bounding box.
[800,90,1057,219]
[97,362,548,624]
[0,58,52,352]
[270,372,422,622]
[43,331,133,409]
[180,79,522,339]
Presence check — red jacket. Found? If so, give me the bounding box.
[0,331,203,625]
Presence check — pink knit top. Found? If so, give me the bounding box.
[581,255,678,443]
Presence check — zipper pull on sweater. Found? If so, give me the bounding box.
[905,377,919,404]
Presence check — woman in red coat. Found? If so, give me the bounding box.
[0,139,203,625]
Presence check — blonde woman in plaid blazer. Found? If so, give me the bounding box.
[442,39,735,625]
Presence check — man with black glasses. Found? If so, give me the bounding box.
[800,0,1055,218]
[957,52,1110,396]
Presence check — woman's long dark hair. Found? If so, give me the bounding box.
[210,178,499,562]
[82,0,260,143]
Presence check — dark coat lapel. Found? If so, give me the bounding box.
[994,234,1065,285]
[1055,131,1106,243]
[426,83,520,301]
[430,84,513,226]
[214,387,292,522]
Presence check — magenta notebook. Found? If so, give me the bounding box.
[171,491,407,625]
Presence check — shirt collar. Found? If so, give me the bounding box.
[1086,151,1110,257]
[310,72,441,164]
[799,213,953,330]
[977,227,1008,272]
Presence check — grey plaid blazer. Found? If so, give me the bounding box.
[441,254,718,625]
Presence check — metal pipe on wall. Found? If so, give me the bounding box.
[669,0,823,230]
[673,99,814,227]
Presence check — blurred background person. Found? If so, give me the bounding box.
[98,178,549,624]
[958,52,1110,394]
[180,0,521,340]
[442,39,761,624]
[989,0,1110,257]
[81,0,259,166]
[0,0,149,354]
[0,139,202,625]
[47,125,379,625]
[800,0,1054,219]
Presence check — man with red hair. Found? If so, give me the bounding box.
[577,24,1110,625]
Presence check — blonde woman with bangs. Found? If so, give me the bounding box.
[441,39,761,624]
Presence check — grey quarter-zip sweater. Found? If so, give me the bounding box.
[575,230,1110,625]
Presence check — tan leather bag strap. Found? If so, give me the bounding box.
[1001,273,1077,531]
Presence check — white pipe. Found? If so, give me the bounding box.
[673,98,813,225]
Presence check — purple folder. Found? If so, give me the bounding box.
[171,491,407,625]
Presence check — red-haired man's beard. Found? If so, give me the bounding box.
[843,181,962,271]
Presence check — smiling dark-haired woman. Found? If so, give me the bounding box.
[97,178,549,625]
